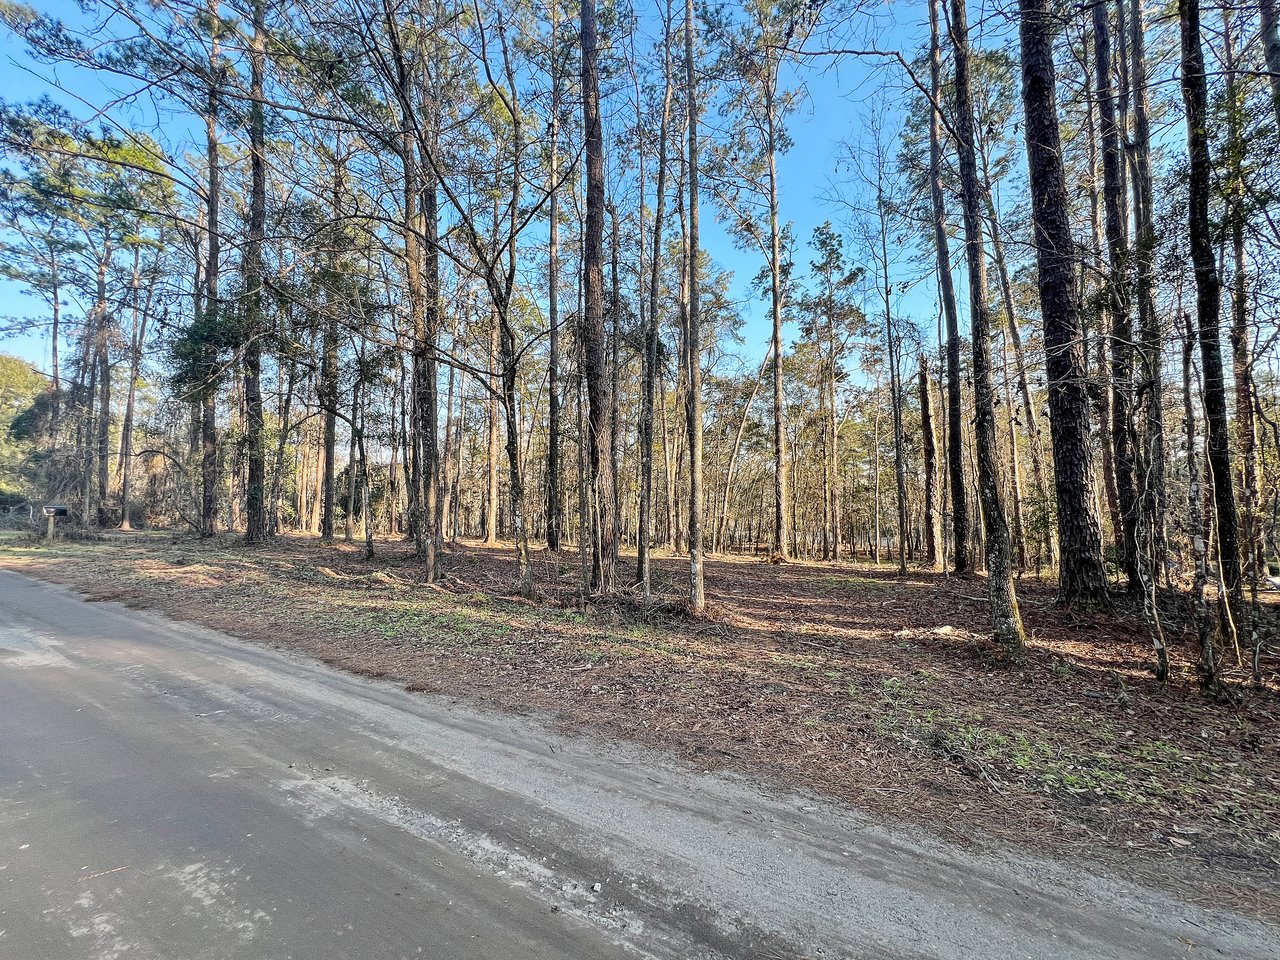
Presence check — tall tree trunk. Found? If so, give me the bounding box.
[395,37,443,580]
[609,203,622,530]
[766,84,790,562]
[580,0,617,594]
[546,35,563,553]
[951,0,1025,647]
[243,0,267,544]
[1092,0,1139,589]
[1082,66,1122,552]
[417,34,447,570]
[404,174,424,552]
[1020,0,1109,606]
[684,0,705,611]
[930,0,968,573]
[420,139,442,580]
[638,2,674,595]
[201,4,221,538]
[1222,9,1261,579]
[1179,0,1241,602]
[575,339,591,587]
[1129,0,1166,579]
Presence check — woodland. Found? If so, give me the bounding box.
[0,0,1278,702]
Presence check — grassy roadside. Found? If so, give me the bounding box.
[2,529,1278,920]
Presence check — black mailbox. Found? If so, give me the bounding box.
[42,505,69,518]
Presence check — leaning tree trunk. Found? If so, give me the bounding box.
[982,187,1053,564]
[951,0,1025,648]
[1020,0,1109,606]
[1001,334,1028,572]
[118,251,155,531]
[716,356,765,554]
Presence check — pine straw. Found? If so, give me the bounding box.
[3,530,1278,922]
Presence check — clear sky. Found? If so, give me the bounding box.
[0,0,1010,377]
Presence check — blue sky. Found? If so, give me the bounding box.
[0,0,984,377]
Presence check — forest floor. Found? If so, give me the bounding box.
[1,530,1277,923]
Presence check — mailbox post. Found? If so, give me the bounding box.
[42,504,68,543]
